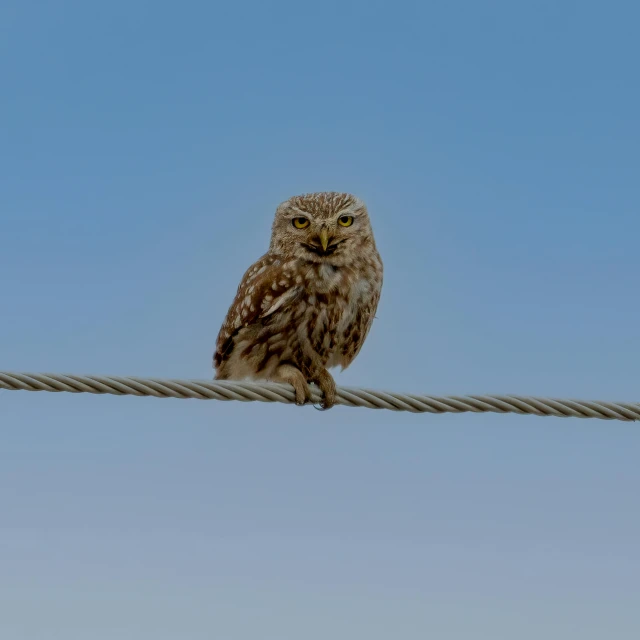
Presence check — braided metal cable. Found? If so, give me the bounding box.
[1,371,639,421]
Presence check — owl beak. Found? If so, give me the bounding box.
[319,228,330,252]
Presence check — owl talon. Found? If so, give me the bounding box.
[295,390,311,406]
[270,364,312,406]
[319,397,335,410]
[292,380,312,406]
[313,370,337,410]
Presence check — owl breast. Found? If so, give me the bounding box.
[302,261,379,369]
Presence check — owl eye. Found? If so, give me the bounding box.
[338,215,354,227]
[292,217,310,229]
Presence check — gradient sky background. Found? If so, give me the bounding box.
[2,1,640,638]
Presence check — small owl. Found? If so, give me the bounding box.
[214,192,383,409]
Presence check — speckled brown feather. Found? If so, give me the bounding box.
[214,192,383,408]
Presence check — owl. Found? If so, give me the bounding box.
[213,192,383,409]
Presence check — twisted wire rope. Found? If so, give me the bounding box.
[1,371,638,421]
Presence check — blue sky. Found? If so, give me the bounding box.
[1,0,640,637]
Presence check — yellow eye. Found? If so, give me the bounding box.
[292,217,310,229]
[338,215,354,227]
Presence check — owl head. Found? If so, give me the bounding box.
[269,192,377,266]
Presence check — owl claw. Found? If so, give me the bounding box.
[293,380,312,406]
[271,364,311,406]
[312,370,337,410]
[318,397,335,410]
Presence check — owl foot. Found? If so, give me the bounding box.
[312,369,337,410]
[273,364,312,406]
[292,379,312,406]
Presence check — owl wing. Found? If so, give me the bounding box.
[214,254,302,369]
